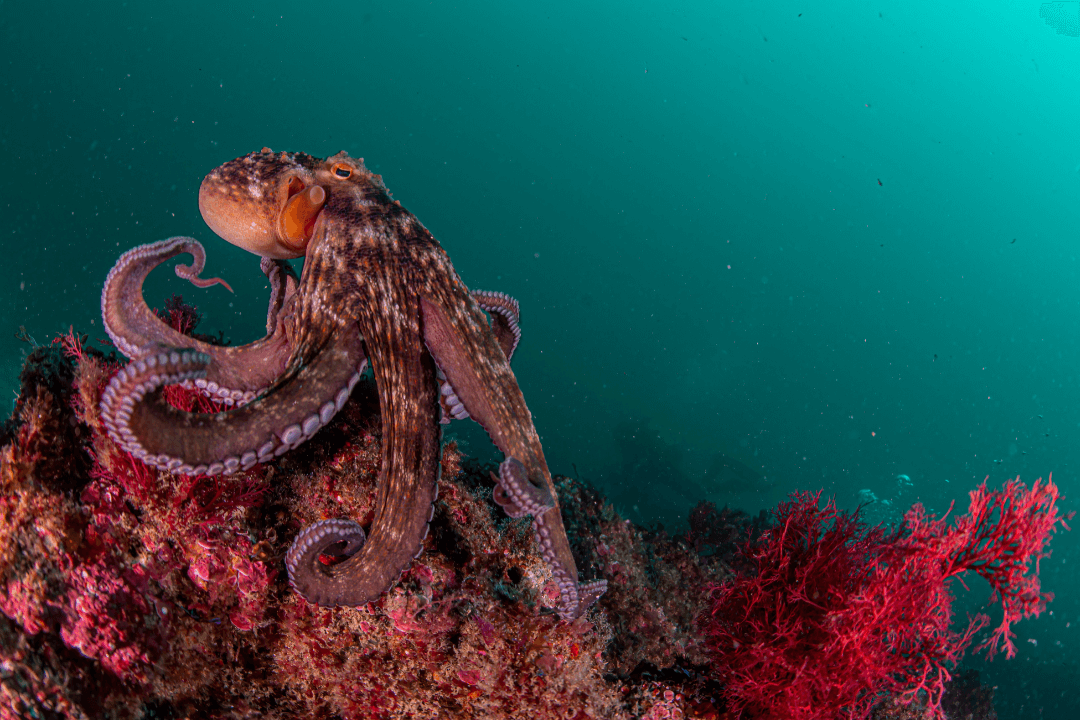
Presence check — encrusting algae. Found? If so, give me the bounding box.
[0,298,1065,719]
[0,304,727,719]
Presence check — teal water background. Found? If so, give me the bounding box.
[4,0,1079,714]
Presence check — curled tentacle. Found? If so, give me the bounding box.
[100,321,367,476]
[491,457,554,518]
[285,304,442,608]
[472,290,521,363]
[286,519,369,600]
[436,290,522,424]
[102,237,297,402]
[286,519,368,596]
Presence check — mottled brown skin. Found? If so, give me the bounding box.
[99,149,605,619]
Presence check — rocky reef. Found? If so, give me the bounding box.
[0,306,1033,719]
[0,313,733,719]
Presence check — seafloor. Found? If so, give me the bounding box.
[0,318,998,720]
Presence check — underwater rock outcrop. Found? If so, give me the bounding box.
[0,314,730,719]
[0,309,1048,719]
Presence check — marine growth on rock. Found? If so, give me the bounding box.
[0,309,1059,719]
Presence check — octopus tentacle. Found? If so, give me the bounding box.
[472,290,521,362]
[436,290,521,424]
[286,311,442,607]
[102,236,230,357]
[491,456,554,518]
[102,237,297,401]
[286,519,368,592]
[178,257,302,406]
[419,296,606,620]
[100,321,367,476]
[436,366,471,424]
[261,256,300,335]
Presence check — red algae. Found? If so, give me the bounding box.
[700,484,1070,720]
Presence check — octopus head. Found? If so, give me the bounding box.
[199,148,376,259]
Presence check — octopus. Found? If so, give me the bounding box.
[98,148,607,620]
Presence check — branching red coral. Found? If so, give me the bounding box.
[154,294,203,337]
[700,478,1071,720]
[899,476,1070,660]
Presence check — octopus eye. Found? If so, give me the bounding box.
[332,163,352,179]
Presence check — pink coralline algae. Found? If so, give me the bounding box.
[641,687,684,720]
[58,559,162,681]
[0,306,1063,719]
[186,531,275,631]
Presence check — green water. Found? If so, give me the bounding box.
[4,0,1078,714]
